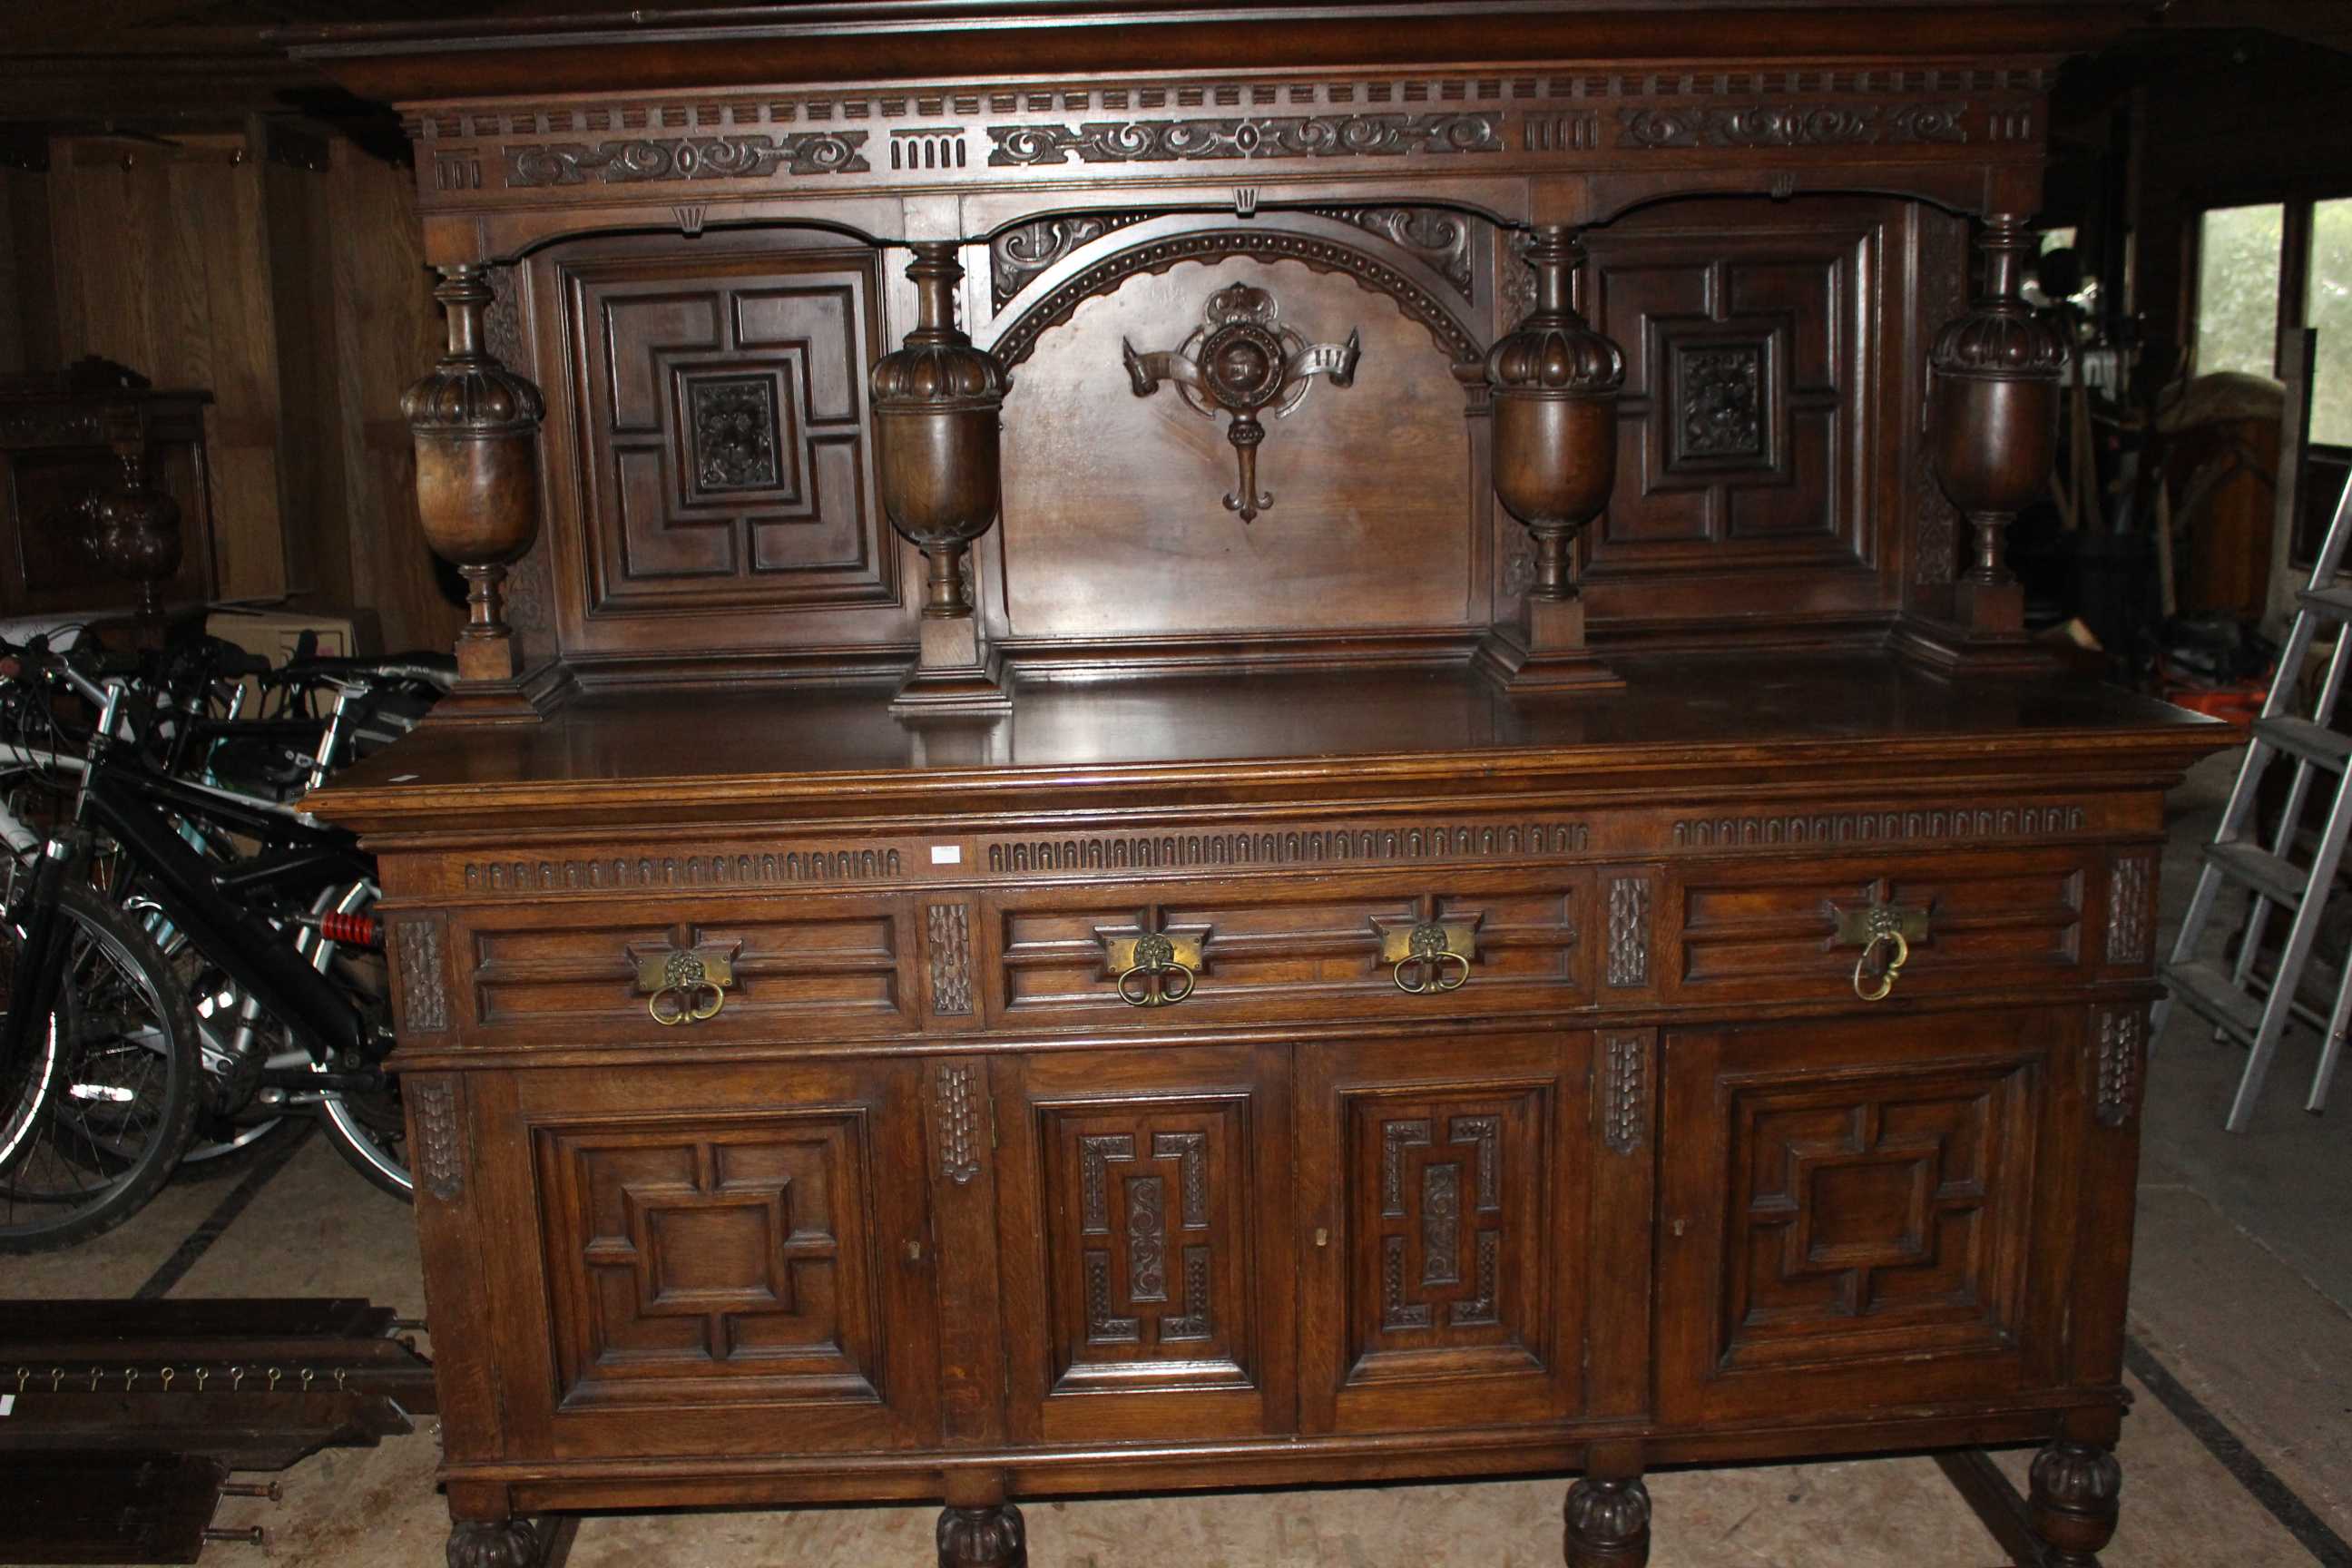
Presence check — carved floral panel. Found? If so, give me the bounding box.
[1040,1094,1256,1395]
[1341,1084,1551,1385]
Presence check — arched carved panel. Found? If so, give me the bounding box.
[990,226,1485,372]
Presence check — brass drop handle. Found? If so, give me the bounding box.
[1102,932,1202,1008]
[1837,903,1928,1004]
[1382,921,1476,995]
[1854,929,1909,1002]
[631,943,739,1026]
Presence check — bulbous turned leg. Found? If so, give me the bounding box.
[937,1502,1027,1568]
[1563,1475,1651,1567]
[2029,1440,2122,1566]
[446,1514,567,1568]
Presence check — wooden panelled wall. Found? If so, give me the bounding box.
[0,122,460,653]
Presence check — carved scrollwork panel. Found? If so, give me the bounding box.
[986,112,1504,167]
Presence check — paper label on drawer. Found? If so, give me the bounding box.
[930,844,962,865]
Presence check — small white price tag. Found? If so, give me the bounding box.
[1,1393,14,1416]
[930,844,963,865]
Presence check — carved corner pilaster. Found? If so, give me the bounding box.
[1599,1031,1653,1155]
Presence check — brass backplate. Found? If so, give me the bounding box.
[1830,904,1931,947]
[632,945,739,994]
[1102,933,1205,973]
[1378,921,1478,965]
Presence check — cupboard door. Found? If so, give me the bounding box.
[996,1046,1295,1443]
[496,1061,940,1460]
[1298,1034,1591,1433]
[1658,1009,2072,1425]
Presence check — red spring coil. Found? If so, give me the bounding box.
[317,911,382,948]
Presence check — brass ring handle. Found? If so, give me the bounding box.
[1392,950,1472,995]
[632,944,737,1027]
[647,984,726,1026]
[1116,962,1195,1008]
[1854,930,1909,1003]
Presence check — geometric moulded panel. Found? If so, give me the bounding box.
[534,1112,884,1408]
[565,248,894,618]
[1718,1060,2035,1372]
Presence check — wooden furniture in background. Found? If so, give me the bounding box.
[0,120,460,654]
[0,356,216,621]
[290,5,2230,1566]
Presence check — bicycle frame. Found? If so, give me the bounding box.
[2,731,376,1077]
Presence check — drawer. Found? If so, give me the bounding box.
[452,894,922,1042]
[986,869,1592,1028]
[1661,848,2092,1006]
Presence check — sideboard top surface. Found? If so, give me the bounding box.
[314,656,2228,833]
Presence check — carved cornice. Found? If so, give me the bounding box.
[503,132,869,186]
[1619,102,1970,150]
[406,69,2055,146]
[987,112,1502,166]
[992,229,1482,371]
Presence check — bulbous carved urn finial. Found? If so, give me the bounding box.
[873,242,1014,715]
[1474,225,1629,695]
[1928,214,2069,656]
[403,264,546,700]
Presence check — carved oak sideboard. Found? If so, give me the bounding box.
[289,5,2227,1565]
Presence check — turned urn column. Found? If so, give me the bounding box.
[402,263,546,712]
[873,241,1014,716]
[1928,214,2068,652]
[1475,225,1628,695]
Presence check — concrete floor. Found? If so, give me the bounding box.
[5,748,2349,1567]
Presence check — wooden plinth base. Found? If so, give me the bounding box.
[1474,597,1624,695]
[1891,620,2059,681]
[893,616,1013,717]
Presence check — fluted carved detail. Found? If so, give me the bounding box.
[1563,1476,1652,1567]
[404,264,547,688]
[937,1503,1028,1568]
[446,1517,561,1568]
[2028,1441,2122,1567]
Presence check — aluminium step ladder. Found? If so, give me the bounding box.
[2157,467,2352,1132]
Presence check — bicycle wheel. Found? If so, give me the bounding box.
[309,879,411,1201]
[0,882,200,1251]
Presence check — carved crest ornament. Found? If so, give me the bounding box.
[1122,282,1361,523]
